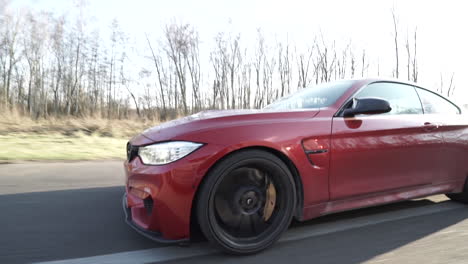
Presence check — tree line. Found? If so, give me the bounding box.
[2,2,452,121]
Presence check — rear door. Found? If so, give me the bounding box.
[329,82,443,200]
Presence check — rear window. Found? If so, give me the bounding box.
[415,88,461,115]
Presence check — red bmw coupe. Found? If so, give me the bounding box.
[123,79,468,254]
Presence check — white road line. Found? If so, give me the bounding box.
[33,245,217,264]
[34,201,465,264]
[280,202,465,242]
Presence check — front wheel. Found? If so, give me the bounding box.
[196,150,296,255]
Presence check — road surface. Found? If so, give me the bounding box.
[1,161,468,264]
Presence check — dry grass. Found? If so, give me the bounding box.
[0,132,129,161]
[0,112,160,162]
[0,112,157,138]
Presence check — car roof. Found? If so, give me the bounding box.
[345,77,419,87]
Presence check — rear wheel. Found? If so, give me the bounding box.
[446,179,468,203]
[196,150,296,255]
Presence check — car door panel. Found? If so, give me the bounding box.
[436,114,468,183]
[330,115,442,200]
[329,82,444,201]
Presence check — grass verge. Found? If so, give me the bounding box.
[0,132,129,162]
[0,114,159,162]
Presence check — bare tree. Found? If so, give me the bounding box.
[146,34,168,119]
[120,57,141,118]
[23,12,46,117]
[278,40,292,97]
[51,16,65,115]
[253,29,265,108]
[227,34,240,109]
[412,29,418,82]
[376,57,380,76]
[337,42,350,79]
[107,19,123,118]
[164,23,198,115]
[239,52,251,108]
[296,45,314,88]
[440,73,455,97]
[263,46,276,105]
[1,12,20,108]
[210,32,228,109]
[405,31,410,81]
[405,27,418,83]
[361,49,368,77]
[316,36,337,82]
[392,8,399,78]
[186,32,202,111]
[0,3,138,119]
[0,4,449,122]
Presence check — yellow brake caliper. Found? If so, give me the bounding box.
[263,182,276,221]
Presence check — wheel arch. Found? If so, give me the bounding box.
[189,145,304,239]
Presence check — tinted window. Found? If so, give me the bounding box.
[265,80,354,110]
[416,88,460,114]
[354,82,423,115]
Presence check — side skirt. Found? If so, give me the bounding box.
[301,181,465,221]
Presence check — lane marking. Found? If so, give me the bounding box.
[280,202,465,242]
[34,245,216,264]
[34,202,465,264]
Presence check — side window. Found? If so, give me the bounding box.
[415,88,460,115]
[354,82,423,115]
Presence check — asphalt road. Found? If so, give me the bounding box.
[1,161,468,264]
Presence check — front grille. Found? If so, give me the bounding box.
[144,197,154,215]
[126,142,139,161]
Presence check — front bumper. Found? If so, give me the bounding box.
[122,194,189,244]
[123,142,225,242]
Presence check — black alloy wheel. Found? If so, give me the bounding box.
[196,150,296,255]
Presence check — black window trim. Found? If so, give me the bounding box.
[334,80,461,117]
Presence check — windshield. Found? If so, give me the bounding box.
[264,80,355,110]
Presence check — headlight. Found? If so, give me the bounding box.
[138,141,203,165]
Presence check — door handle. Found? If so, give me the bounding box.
[423,122,439,131]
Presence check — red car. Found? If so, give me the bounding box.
[123,79,468,254]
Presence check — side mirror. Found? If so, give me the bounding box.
[343,97,392,117]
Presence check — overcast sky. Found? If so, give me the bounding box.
[10,0,468,105]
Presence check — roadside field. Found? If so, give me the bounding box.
[0,133,128,161]
[0,115,157,162]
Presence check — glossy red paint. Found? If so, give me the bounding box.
[124,78,468,241]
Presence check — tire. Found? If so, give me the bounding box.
[446,179,468,203]
[196,149,296,255]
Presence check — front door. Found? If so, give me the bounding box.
[329,82,443,200]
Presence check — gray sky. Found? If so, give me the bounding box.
[10,0,468,105]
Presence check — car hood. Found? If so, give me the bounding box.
[134,109,320,144]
